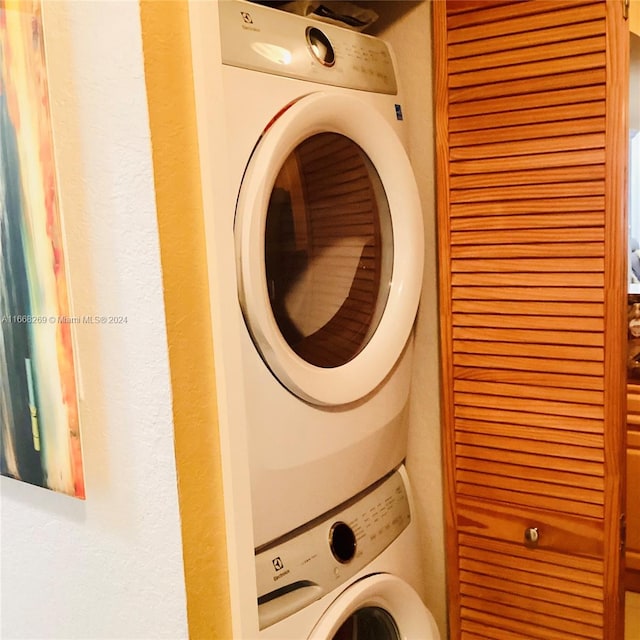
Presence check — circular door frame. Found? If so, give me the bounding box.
[235,92,424,406]
[307,573,440,639]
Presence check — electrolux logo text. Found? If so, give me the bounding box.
[240,11,259,32]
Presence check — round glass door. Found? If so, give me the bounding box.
[235,92,424,406]
[265,132,393,369]
[307,574,440,640]
[333,607,400,640]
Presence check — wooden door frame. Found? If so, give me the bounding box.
[432,2,460,636]
[603,0,629,634]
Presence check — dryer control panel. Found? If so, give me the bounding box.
[255,468,410,629]
[219,0,398,95]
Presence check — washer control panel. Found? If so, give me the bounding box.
[255,468,410,629]
[219,0,398,95]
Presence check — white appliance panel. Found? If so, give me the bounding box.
[255,466,440,640]
[256,468,410,628]
[206,0,426,555]
[219,0,397,94]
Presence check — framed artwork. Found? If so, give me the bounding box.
[1,0,85,498]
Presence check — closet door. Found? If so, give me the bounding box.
[434,1,628,638]
[626,383,640,590]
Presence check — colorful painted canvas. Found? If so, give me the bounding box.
[0,0,84,498]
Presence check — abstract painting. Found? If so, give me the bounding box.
[1,0,85,498]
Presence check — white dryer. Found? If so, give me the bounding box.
[255,465,440,639]
[216,1,425,547]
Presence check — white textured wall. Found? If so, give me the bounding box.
[0,2,188,638]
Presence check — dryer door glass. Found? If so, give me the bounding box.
[333,607,400,640]
[265,133,393,368]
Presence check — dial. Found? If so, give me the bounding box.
[305,27,335,67]
[330,522,357,563]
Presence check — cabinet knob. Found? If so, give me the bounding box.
[524,527,540,547]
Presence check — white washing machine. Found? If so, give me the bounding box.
[255,465,440,639]
[216,1,425,547]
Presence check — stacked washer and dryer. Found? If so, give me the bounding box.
[198,2,440,637]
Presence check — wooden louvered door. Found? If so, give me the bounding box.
[626,383,640,590]
[434,1,629,638]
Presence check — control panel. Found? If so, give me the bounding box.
[255,468,411,629]
[218,0,398,95]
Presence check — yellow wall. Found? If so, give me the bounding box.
[632,0,640,36]
[138,2,232,638]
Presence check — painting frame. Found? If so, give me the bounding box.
[1,0,85,498]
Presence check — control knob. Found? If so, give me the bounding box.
[330,521,357,563]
